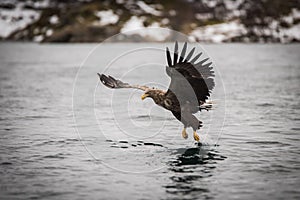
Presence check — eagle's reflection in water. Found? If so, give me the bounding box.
[165,144,226,199]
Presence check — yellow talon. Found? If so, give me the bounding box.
[182,128,188,139]
[193,131,200,141]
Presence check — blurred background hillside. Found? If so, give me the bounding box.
[0,0,299,43]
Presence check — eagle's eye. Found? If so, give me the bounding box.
[164,99,172,107]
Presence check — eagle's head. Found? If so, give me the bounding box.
[141,90,154,100]
[141,89,165,102]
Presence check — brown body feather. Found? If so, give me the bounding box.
[144,89,202,131]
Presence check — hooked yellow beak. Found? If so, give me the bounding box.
[141,93,149,100]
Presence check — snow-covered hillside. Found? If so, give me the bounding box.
[0,0,43,38]
[0,0,299,43]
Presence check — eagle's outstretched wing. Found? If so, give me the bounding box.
[165,42,215,112]
[98,73,150,91]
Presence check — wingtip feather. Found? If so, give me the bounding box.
[185,47,195,62]
[179,42,187,63]
[166,47,172,67]
[173,41,178,65]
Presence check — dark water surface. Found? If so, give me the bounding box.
[0,43,299,199]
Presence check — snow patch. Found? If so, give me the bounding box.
[202,0,217,8]
[268,9,300,42]
[121,16,145,32]
[281,8,300,25]
[274,24,300,43]
[169,10,176,16]
[95,10,119,26]
[46,29,53,36]
[190,21,247,43]
[116,0,124,4]
[224,0,245,10]
[136,1,161,16]
[33,34,43,42]
[282,24,300,41]
[121,16,170,41]
[49,15,59,25]
[161,18,169,25]
[195,13,213,20]
[0,5,40,38]
[292,8,300,19]
[32,0,50,9]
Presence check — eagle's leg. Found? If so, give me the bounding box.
[193,120,202,141]
[193,131,200,141]
[182,127,188,139]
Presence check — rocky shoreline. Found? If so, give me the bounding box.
[1,0,299,43]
